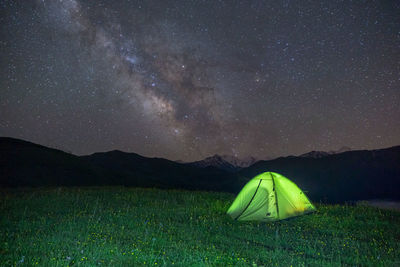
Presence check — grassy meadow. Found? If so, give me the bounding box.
[0,187,399,266]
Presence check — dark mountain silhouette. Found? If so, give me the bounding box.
[0,137,104,186]
[1,137,399,203]
[0,137,242,192]
[299,151,331,158]
[239,146,400,203]
[81,150,243,192]
[335,146,352,153]
[299,146,352,158]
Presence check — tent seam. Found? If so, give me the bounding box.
[234,179,262,220]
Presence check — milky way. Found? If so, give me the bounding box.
[0,0,399,161]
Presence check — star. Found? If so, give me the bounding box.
[0,0,398,161]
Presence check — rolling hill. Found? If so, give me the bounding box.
[0,137,242,192]
[239,146,400,202]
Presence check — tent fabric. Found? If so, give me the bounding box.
[227,172,316,221]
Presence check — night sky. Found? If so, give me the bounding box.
[1,0,399,161]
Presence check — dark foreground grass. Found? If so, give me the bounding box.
[0,187,399,266]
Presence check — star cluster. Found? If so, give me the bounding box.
[0,0,399,161]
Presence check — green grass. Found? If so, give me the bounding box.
[0,187,399,266]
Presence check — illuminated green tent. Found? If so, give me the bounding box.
[227,172,315,221]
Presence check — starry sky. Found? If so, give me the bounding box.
[1,0,399,161]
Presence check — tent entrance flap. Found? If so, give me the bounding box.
[271,172,279,218]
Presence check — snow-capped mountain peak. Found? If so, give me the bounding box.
[186,154,259,172]
[218,154,258,168]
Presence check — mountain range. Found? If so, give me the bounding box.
[187,147,352,171]
[185,154,258,172]
[0,137,243,192]
[1,137,399,203]
[299,146,352,158]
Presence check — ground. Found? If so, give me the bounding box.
[0,187,399,266]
